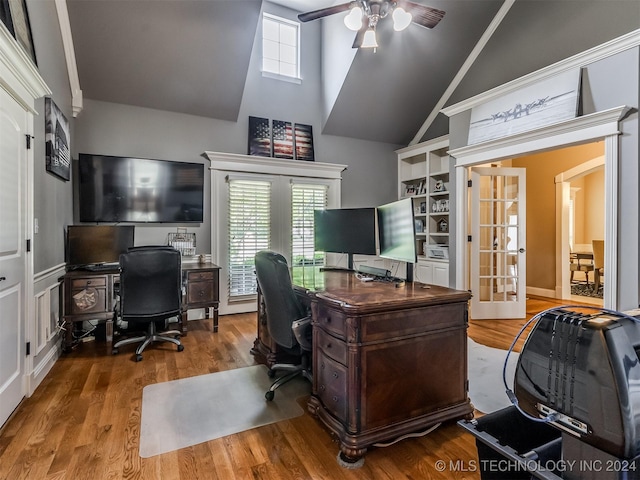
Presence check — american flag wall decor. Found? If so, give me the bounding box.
[272,120,294,159]
[248,116,271,157]
[294,123,314,161]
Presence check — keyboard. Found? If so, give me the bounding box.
[71,263,119,272]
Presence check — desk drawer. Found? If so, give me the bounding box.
[316,352,348,422]
[313,304,347,339]
[186,281,216,304]
[69,286,107,315]
[187,271,214,282]
[315,328,347,365]
[71,277,107,289]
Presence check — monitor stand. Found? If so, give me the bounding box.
[406,262,414,283]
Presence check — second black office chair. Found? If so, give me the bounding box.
[112,246,184,362]
[255,250,312,401]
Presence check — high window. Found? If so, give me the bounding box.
[262,13,300,81]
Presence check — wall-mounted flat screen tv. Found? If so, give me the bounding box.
[78,154,204,223]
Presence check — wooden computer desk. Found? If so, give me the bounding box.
[60,261,220,353]
[253,270,473,464]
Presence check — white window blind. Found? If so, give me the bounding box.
[228,179,271,299]
[290,183,328,284]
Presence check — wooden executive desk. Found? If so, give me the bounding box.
[61,261,220,352]
[254,271,473,464]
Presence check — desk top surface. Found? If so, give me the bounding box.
[64,261,220,277]
[294,271,470,312]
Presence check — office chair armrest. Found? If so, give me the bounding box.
[292,316,312,351]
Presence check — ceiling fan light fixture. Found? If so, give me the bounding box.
[392,7,412,31]
[361,27,379,49]
[344,6,363,31]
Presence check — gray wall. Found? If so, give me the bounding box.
[72,1,398,254]
[28,0,74,273]
[423,0,640,142]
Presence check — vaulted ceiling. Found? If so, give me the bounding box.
[65,0,640,146]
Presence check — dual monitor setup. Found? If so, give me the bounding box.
[315,197,417,282]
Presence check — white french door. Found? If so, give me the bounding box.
[0,87,28,427]
[470,167,526,319]
[210,162,343,315]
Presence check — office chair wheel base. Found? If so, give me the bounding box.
[265,390,275,401]
[177,344,184,352]
[267,369,276,378]
[112,348,119,355]
[135,354,143,362]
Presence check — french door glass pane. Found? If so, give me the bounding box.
[228,179,271,299]
[291,183,328,285]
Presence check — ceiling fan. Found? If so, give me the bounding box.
[298,0,445,50]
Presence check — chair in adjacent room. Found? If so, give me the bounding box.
[112,246,184,362]
[592,239,605,293]
[254,250,312,401]
[569,251,595,286]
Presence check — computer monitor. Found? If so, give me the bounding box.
[314,208,377,269]
[67,225,135,266]
[377,198,417,281]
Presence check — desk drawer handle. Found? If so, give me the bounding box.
[332,372,339,379]
[198,290,205,297]
[0,276,5,282]
[332,396,339,403]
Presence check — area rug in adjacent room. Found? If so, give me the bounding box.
[139,365,309,458]
[467,338,519,414]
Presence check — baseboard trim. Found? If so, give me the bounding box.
[526,286,557,299]
[27,341,61,396]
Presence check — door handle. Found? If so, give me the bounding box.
[0,276,6,282]
[518,248,525,253]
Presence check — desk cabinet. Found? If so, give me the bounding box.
[306,275,473,463]
[182,263,220,333]
[61,262,220,352]
[251,284,310,368]
[61,270,119,352]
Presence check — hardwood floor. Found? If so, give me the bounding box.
[0,297,571,480]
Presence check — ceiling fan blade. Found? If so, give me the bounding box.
[298,2,353,22]
[399,1,445,29]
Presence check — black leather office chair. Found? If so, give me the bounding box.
[255,251,312,401]
[112,246,184,361]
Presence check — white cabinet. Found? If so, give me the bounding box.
[396,135,450,287]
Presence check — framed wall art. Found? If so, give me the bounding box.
[294,123,314,161]
[5,0,37,65]
[272,120,294,159]
[248,116,271,157]
[45,98,71,181]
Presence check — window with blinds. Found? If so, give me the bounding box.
[290,183,328,285]
[228,179,271,299]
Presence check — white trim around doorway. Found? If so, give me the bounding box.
[449,106,629,311]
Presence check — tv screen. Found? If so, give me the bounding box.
[314,208,377,255]
[78,154,204,223]
[377,198,417,264]
[67,225,135,266]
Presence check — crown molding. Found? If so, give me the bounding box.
[0,22,50,111]
[442,29,640,118]
[55,0,83,117]
[448,106,630,166]
[203,151,347,179]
